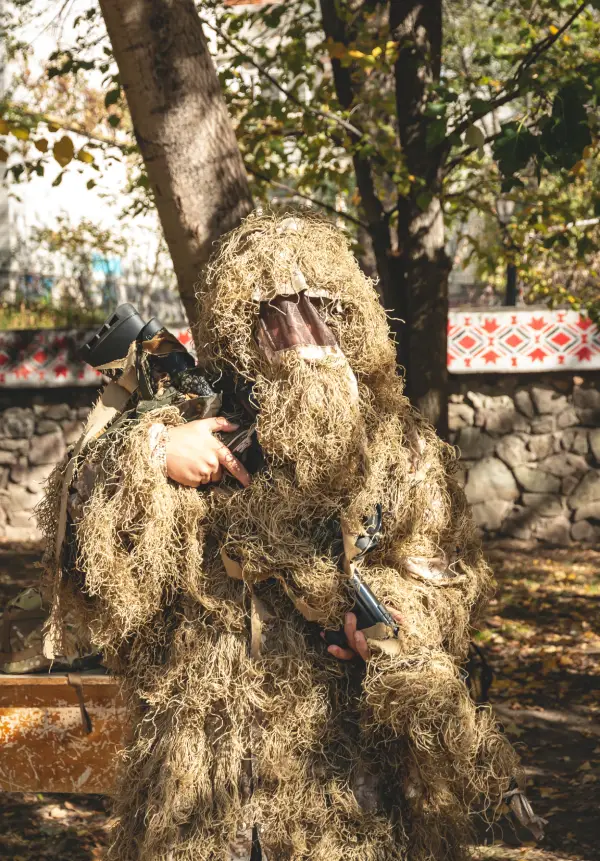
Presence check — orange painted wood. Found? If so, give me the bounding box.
[0,673,126,794]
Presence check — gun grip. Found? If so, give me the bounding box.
[322,604,377,649]
[323,628,349,648]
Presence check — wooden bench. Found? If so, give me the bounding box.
[0,673,125,794]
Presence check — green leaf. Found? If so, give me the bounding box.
[540,81,592,171]
[107,114,121,128]
[86,179,96,190]
[426,118,447,151]
[469,98,490,118]
[493,123,539,177]
[416,191,434,211]
[104,88,120,107]
[52,171,64,187]
[425,101,447,118]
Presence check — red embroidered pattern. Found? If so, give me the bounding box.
[0,327,194,388]
[448,310,600,373]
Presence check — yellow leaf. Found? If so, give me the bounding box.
[0,119,8,135]
[348,49,365,59]
[580,761,592,771]
[47,121,59,133]
[549,25,559,35]
[326,39,347,60]
[34,138,48,153]
[77,149,94,164]
[53,135,74,167]
[563,34,572,44]
[571,160,586,176]
[10,126,29,141]
[386,41,398,50]
[371,46,382,58]
[0,146,8,163]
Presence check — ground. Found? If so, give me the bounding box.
[0,541,598,861]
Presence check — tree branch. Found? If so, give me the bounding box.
[247,166,367,229]
[198,14,364,139]
[443,128,505,176]
[450,0,588,139]
[7,102,130,152]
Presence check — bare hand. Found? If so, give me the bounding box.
[165,417,251,488]
[322,609,403,662]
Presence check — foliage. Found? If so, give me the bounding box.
[0,300,106,329]
[0,0,599,320]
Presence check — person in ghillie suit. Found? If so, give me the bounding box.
[38,213,544,861]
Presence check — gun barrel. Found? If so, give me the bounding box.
[351,572,399,635]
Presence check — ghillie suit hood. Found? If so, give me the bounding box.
[39,213,537,861]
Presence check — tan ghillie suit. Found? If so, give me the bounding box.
[39,214,540,861]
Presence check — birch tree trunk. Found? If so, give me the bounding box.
[98,0,253,328]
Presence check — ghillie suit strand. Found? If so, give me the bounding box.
[39,214,533,861]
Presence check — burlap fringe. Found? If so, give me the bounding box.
[38,213,521,861]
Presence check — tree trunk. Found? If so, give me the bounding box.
[390,0,449,437]
[98,0,253,328]
[390,196,449,437]
[319,0,449,435]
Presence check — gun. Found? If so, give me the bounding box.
[79,304,259,463]
[323,505,400,648]
[79,302,197,377]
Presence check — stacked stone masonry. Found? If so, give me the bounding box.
[0,389,96,542]
[449,372,600,545]
[0,375,598,545]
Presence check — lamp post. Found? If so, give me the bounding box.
[496,197,518,306]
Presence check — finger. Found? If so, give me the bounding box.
[389,609,403,625]
[205,416,239,433]
[353,630,371,662]
[209,465,223,483]
[216,444,251,488]
[344,612,358,652]
[174,475,202,488]
[327,644,356,661]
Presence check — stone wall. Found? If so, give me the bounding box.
[0,389,96,542]
[449,372,600,545]
[1,374,599,545]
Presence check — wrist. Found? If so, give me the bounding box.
[148,422,169,477]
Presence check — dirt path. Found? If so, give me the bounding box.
[473,542,600,861]
[0,542,598,860]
